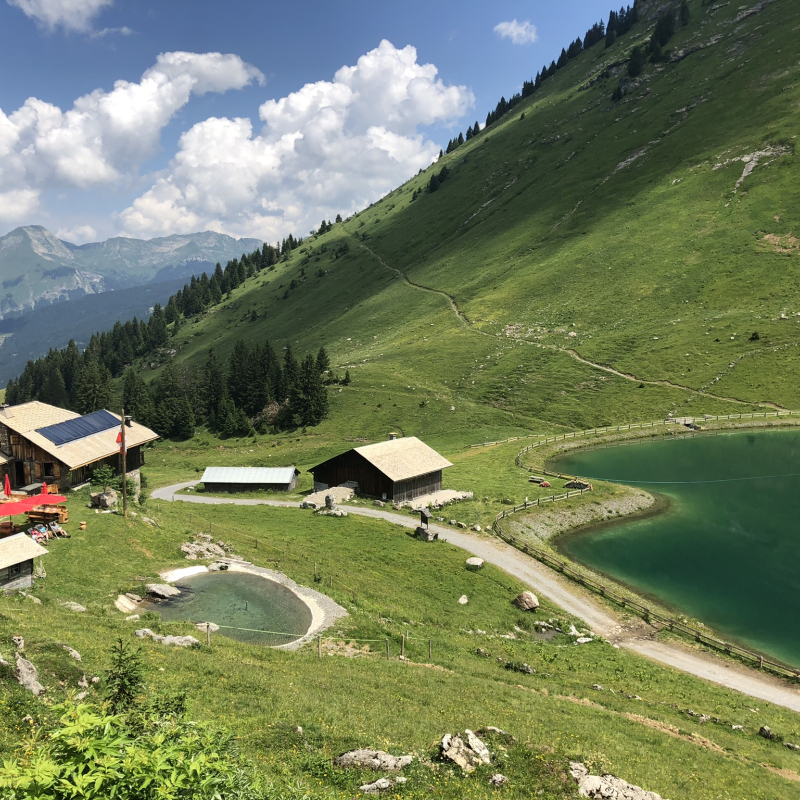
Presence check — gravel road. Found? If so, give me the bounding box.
[152,482,800,713]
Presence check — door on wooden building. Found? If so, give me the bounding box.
[14,461,24,487]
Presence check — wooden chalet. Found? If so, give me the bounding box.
[0,532,47,591]
[310,435,452,502]
[0,402,159,493]
[201,466,300,493]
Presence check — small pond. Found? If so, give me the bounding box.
[144,571,313,646]
[550,429,800,667]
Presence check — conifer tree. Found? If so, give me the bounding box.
[315,345,330,375]
[75,361,114,414]
[122,368,153,426]
[679,0,690,26]
[282,345,299,399]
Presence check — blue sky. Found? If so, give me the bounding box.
[0,0,614,244]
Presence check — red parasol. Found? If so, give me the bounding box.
[41,482,48,496]
[0,496,42,516]
[3,474,10,497]
[34,494,67,505]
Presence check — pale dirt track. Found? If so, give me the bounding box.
[152,482,800,713]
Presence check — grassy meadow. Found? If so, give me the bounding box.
[3,491,800,798]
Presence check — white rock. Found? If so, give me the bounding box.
[334,749,413,771]
[134,629,199,648]
[575,637,593,644]
[62,645,82,660]
[14,653,44,696]
[59,601,87,613]
[458,595,469,605]
[145,584,181,599]
[115,594,139,613]
[465,557,484,570]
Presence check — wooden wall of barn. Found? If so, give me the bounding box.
[311,451,394,499]
[392,471,443,503]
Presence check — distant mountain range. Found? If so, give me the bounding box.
[0,226,262,318]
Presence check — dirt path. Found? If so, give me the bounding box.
[153,482,800,713]
[564,349,787,411]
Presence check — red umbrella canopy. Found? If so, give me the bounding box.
[3,474,10,496]
[35,495,67,505]
[0,496,41,516]
[41,482,47,495]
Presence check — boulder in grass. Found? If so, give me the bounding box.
[14,653,44,696]
[134,629,199,648]
[513,591,539,611]
[59,601,87,613]
[334,749,413,771]
[439,730,491,773]
[466,557,484,570]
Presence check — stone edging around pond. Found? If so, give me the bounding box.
[158,564,349,651]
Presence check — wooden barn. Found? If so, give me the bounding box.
[0,402,159,493]
[310,436,452,502]
[201,466,300,493]
[0,533,47,591]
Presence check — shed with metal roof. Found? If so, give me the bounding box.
[200,466,300,493]
[309,436,452,502]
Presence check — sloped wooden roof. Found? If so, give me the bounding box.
[353,437,452,482]
[0,532,47,571]
[0,402,159,469]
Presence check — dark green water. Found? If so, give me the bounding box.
[550,429,800,667]
[147,572,312,646]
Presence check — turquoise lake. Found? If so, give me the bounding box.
[550,429,800,667]
[145,571,312,646]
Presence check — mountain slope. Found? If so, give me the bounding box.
[143,0,797,447]
[0,226,261,317]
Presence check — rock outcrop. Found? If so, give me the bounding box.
[145,584,181,599]
[59,601,87,613]
[334,749,413,771]
[439,730,491,773]
[14,653,44,696]
[134,629,199,648]
[570,762,667,799]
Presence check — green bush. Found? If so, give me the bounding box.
[0,701,266,800]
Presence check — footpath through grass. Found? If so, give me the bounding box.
[2,491,800,798]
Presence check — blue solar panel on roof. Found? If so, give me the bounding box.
[36,409,119,446]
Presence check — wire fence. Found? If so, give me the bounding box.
[195,620,434,660]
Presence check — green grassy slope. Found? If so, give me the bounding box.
[145,0,799,460]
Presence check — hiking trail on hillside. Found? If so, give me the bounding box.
[357,239,785,410]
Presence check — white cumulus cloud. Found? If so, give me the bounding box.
[7,0,113,32]
[494,19,538,45]
[118,39,474,241]
[0,51,264,225]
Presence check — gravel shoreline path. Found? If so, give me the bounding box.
[152,481,800,713]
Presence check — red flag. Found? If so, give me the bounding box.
[116,430,122,444]
[117,426,126,455]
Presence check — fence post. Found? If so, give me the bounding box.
[318,635,322,659]
[385,639,390,660]
[206,622,211,646]
[254,538,258,549]
[428,639,432,660]
[401,634,405,658]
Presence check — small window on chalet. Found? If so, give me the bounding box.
[8,563,21,577]
[43,463,56,478]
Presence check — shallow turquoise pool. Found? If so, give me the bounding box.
[550,429,800,666]
[146,571,313,646]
